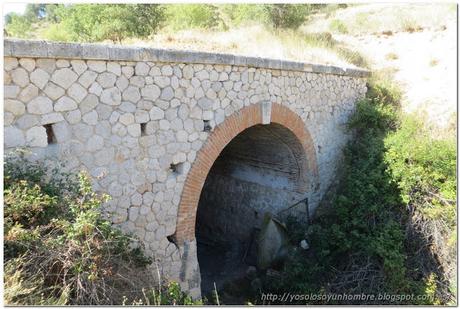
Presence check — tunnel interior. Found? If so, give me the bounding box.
[195,123,309,296]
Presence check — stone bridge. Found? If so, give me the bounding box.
[4,39,369,297]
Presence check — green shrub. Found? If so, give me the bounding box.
[4,153,151,305]
[41,23,73,42]
[265,4,312,29]
[4,13,32,38]
[163,4,220,31]
[56,4,164,43]
[329,19,348,33]
[219,4,269,27]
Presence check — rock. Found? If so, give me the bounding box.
[149,106,164,120]
[27,96,53,114]
[119,113,135,125]
[122,66,134,78]
[257,213,290,270]
[122,86,141,103]
[160,86,174,100]
[4,126,25,148]
[43,82,65,100]
[26,126,48,147]
[107,62,121,76]
[79,94,99,114]
[71,60,87,75]
[66,110,82,124]
[300,239,309,250]
[87,60,106,73]
[141,85,161,100]
[135,62,150,76]
[100,87,121,105]
[11,67,29,87]
[82,110,98,125]
[5,99,25,116]
[97,72,117,88]
[4,85,20,99]
[18,84,38,103]
[4,57,19,71]
[30,68,50,89]
[51,68,78,89]
[54,96,77,112]
[68,83,88,103]
[198,97,213,109]
[78,70,98,88]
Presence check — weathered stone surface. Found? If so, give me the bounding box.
[149,106,164,120]
[68,83,88,103]
[3,41,369,299]
[26,126,48,147]
[87,60,106,73]
[97,72,117,88]
[5,99,25,116]
[51,68,78,89]
[71,60,87,75]
[4,85,20,99]
[101,87,122,105]
[19,58,35,72]
[5,126,25,147]
[122,86,141,103]
[43,82,65,100]
[141,85,161,100]
[27,96,53,114]
[11,67,29,87]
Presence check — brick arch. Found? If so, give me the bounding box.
[174,103,319,243]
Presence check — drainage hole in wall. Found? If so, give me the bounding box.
[140,122,147,136]
[44,124,57,144]
[203,120,212,132]
[170,163,183,174]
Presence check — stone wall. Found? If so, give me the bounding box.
[3,39,369,297]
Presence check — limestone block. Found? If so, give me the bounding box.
[18,58,35,72]
[4,85,20,99]
[41,113,64,125]
[88,82,103,96]
[4,57,19,71]
[135,110,150,123]
[5,99,25,116]
[11,67,29,87]
[78,70,98,88]
[149,106,164,120]
[51,68,78,89]
[82,110,99,125]
[97,72,117,88]
[86,135,104,152]
[87,60,106,73]
[36,59,56,74]
[119,113,135,126]
[122,66,134,78]
[79,94,99,114]
[107,62,121,76]
[27,96,53,114]
[71,60,87,75]
[122,86,141,103]
[197,97,213,110]
[26,126,48,147]
[55,96,77,112]
[135,62,150,76]
[160,86,174,100]
[159,119,170,130]
[68,83,88,103]
[100,87,121,105]
[141,85,161,101]
[66,110,82,124]
[116,75,129,91]
[4,126,25,148]
[4,113,14,126]
[130,76,145,88]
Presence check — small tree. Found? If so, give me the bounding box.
[4,13,32,38]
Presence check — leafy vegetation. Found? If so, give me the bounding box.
[3,152,198,305]
[262,74,456,305]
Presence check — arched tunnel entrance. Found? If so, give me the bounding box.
[195,123,310,295]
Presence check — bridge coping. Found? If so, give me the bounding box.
[4,39,370,78]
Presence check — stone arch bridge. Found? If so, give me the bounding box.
[4,39,369,297]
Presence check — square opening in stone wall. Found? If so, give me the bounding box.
[140,122,147,136]
[44,124,57,144]
[170,163,183,174]
[203,120,212,132]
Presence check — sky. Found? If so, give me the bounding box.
[3,3,27,16]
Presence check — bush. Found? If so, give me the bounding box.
[264,74,453,304]
[219,4,269,27]
[265,4,312,29]
[4,13,32,38]
[4,153,152,305]
[329,19,348,33]
[56,4,164,43]
[163,4,220,31]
